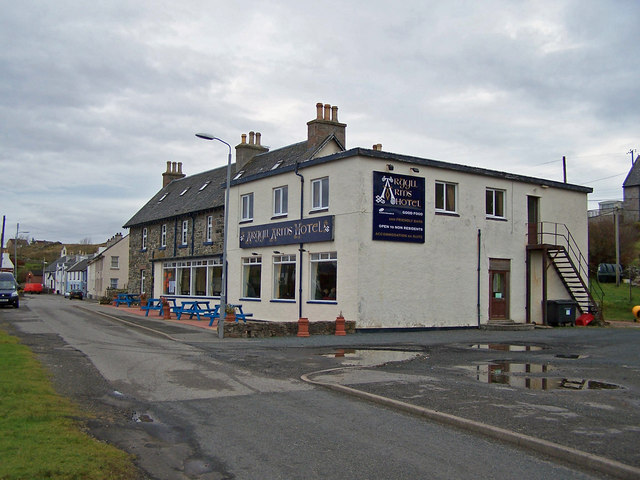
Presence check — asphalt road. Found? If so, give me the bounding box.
[2,294,639,479]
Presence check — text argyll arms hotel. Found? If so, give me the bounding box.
[240,216,334,248]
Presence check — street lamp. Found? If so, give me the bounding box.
[14,223,29,279]
[196,133,232,339]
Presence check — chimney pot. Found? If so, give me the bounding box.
[241,133,247,144]
[249,131,255,145]
[323,104,331,121]
[178,162,183,174]
[166,161,171,172]
[316,102,323,119]
[172,161,177,173]
[256,132,261,146]
[331,105,338,123]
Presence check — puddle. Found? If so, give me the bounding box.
[321,349,423,367]
[469,343,543,352]
[555,354,586,359]
[458,362,621,390]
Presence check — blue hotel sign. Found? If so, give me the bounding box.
[373,171,425,243]
[240,215,334,248]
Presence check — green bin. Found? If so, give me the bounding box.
[546,300,577,326]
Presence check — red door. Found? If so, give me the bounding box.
[489,270,509,319]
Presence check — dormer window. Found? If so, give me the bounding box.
[271,160,283,170]
[233,170,245,180]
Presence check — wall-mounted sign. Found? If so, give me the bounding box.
[373,171,425,243]
[240,215,334,248]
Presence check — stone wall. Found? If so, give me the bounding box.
[223,319,356,338]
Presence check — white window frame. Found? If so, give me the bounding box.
[142,227,148,250]
[140,269,146,294]
[241,193,254,221]
[273,186,288,217]
[242,256,262,298]
[310,252,337,301]
[161,224,167,248]
[206,215,213,242]
[311,177,329,210]
[110,256,119,269]
[435,181,457,214]
[110,278,118,289]
[273,254,296,300]
[181,220,188,246]
[486,188,506,219]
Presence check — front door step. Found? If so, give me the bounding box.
[481,319,535,331]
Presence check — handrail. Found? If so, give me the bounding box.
[529,221,604,317]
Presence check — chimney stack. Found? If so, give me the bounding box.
[235,131,269,172]
[372,144,382,151]
[162,161,186,187]
[307,102,346,151]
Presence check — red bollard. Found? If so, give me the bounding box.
[297,317,310,337]
[335,313,346,336]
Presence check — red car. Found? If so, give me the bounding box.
[24,283,43,294]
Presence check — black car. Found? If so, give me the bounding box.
[0,272,20,308]
[69,289,83,300]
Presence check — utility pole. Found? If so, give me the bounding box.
[615,207,621,287]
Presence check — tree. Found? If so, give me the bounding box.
[589,214,640,272]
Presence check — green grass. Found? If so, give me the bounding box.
[0,329,139,480]
[597,281,640,322]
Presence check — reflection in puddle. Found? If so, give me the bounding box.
[469,343,543,352]
[321,349,423,367]
[458,362,621,390]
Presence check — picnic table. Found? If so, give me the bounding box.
[207,303,253,326]
[174,300,216,321]
[140,298,165,316]
[114,293,140,307]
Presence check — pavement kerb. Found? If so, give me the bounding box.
[301,368,640,480]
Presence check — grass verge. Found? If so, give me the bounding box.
[0,328,139,480]
[598,281,640,322]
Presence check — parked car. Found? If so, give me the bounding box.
[69,289,84,300]
[0,272,20,308]
[24,283,43,294]
[597,263,621,283]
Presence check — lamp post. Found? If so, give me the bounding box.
[196,133,232,339]
[14,223,29,279]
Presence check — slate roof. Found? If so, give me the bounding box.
[623,156,640,188]
[124,135,344,228]
[123,165,229,228]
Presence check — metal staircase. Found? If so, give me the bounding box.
[529,222,603,320]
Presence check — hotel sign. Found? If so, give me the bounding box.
[240,215,334,248]
[372,171,425,243]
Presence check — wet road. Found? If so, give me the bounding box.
[2,294,637,479]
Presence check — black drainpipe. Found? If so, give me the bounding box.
[477,229,481,327]
[295,161,304,320]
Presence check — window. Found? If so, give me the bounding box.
[273,186,288,217]
[242,256,261,298]
[435,181,457,213]
[181,220,188,245]
[206,215,213,242]
[273,254,296,300]
[486,188,506,218]
[209,262,222,296]
[110,278,118,289]
[142,228,148,250]
[241,193,254,221]
[140,270,146,294]
[311,177,329,210]
[110,256,119,269]
[180,187,189,196]
[311,252,337,301]
[199,181,210,191]
[194,266,207,296]
[162,259,221,297]
[161,224,167,248]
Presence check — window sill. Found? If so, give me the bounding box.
[307,300,338,305]
[239,219,253,224]
[240,297,261,302]
[178,244,188,249]
[271,214,288,220]
[158,247,166,251]
[486,216,508,222]
[309,208,329,215]
[203,241,213,246]
[270,299,295,303]
[435,211,459,217]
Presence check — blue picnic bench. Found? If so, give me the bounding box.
[140,298,166,316]
[207,304,253,326]
[114,293,140,307]
[174,300,217,321]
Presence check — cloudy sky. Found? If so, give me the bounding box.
[1,0,638,244]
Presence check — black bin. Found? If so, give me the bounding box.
[546,300,577,326]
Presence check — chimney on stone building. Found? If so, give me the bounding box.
[235,131,269,172]
[307,102,346,151]
[162,161,186,187]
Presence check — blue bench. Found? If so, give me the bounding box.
[207,304,253,326]
[114,293,140,307]
[140,298,163,316]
